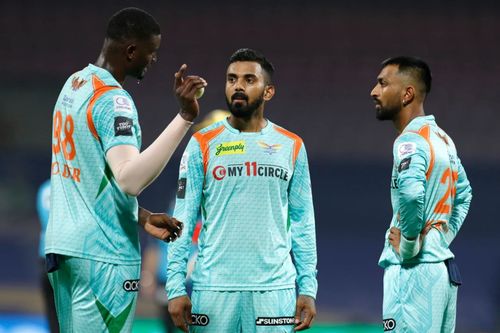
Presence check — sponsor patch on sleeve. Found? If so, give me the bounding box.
[113,95,133,114]
[179,152,189,173]
[114,116,133,136]
[397,142,416,159]
[398,157,412,172]
[177,178,187,198]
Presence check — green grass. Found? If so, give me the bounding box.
[132,319,381,332]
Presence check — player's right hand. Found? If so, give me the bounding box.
[168,295,193,332]
[174,64,207,122]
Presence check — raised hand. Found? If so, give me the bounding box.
[174,64,207,122]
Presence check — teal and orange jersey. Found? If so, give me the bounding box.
[166,119,318,299]
[45,64,142,264]
[379,115,472,267]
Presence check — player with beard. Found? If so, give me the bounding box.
[166,48,318,332]
[45,8,206,331]
[371,56,472,332]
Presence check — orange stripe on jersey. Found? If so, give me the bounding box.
[410,124,435,180]
[274,125,303,167]
[86,75,119,141]
[193,126,225,175]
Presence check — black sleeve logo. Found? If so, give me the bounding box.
[114,116,133,136]
[177,178,187,198]
[398,157,411,173]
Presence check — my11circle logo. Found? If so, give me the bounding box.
[212,162,289,181]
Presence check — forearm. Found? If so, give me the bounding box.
[291,212,318,298]
[138,207,151,228]
[398,181,425,239]
[111,114,192,196]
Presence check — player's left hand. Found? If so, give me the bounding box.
[388,227,401,253]
[294,295,316,331]
[142,212,183,242]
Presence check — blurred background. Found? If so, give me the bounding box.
[0,0,499,332]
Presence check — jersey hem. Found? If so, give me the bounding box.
[192,283,295,291]
[45,247,141,265]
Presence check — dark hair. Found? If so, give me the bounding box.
[106,7,160,42]
[382,56,432,94]
[229,48,275,83]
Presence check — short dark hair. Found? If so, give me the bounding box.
[229,48,275,83]
[382,56,432,94]
[106,7,160,42]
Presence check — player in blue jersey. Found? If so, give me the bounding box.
[167,49,318,332]
[36,180,59,333]
[45,8,207,332]
[371,56,472,332]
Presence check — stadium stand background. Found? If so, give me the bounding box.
[0,0,499,331]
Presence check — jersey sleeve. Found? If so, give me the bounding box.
[288,143,318,299]
[166,137,204,300]
[445,158,472,244]
[93,90,141,153]
[394,132,430,240]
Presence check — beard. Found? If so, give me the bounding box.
[226,92,264,119]
[375,103,401,121]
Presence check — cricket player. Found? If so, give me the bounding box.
[45,7,206,332]
[167,48,318,332]
[371,56,472,332]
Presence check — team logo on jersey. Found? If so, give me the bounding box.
[122,279,140,292]
[437,132,450,145]
[383,318,396,331]
[113,96,133,114]
[114,116,133,136]
[255,317,295,326]
[71,76,87,91]
[215,141,245,156]
[398,157,411,172]
[257,141,282,155]
[397,142,416,159]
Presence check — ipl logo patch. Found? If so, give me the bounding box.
[397,142,416,159]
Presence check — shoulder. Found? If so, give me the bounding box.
[192,121,226,144]
[272,123,304,146]
[394,129,431,161]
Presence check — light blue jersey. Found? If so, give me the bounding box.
[379,115,472,267]
[167,119,317,300]
[36,180,51,258]
[46,64,142,264]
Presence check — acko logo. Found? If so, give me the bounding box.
[212,165,226,180]
[122,279,140,292]
[383,318,396,331]
[191,314,209,326]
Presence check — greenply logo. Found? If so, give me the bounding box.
[215,141,245,156]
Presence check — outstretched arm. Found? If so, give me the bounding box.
[106,65,207,196]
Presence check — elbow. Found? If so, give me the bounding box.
[116,179,142,197]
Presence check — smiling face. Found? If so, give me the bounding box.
[225,61,273,118]
[370,64,406,121]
